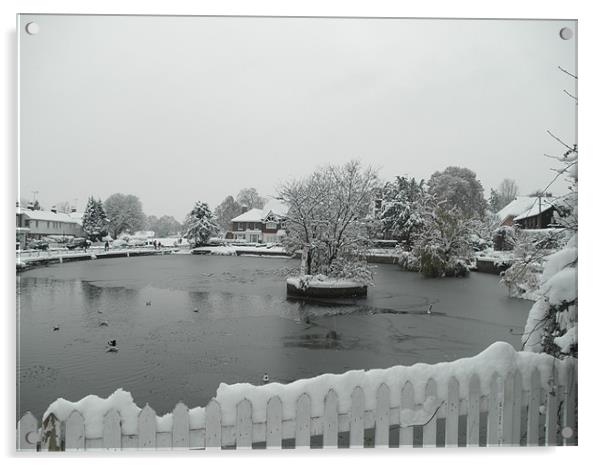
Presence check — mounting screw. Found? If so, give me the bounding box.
[559,27,573,40]
[25,22,40,35]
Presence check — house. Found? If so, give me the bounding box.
[226,200,287,243]
[17,205,84,243]
[496,196,559,229]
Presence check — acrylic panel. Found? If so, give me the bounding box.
[17,14,577,451]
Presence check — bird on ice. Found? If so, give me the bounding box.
[99,321,109,327]
[52,325,60,331]
[106,339,119,352]
[426,304,433,314]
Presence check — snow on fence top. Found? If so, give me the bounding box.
[42,341,573,437]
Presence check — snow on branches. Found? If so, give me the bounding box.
[278,160,378,283]
[183,201,218,248]
[82,196,109,241]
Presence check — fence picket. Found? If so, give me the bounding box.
[324,389,339,448]
[65,410,85,451]
[400,381,415,447]
[17,412,39,451]
[295,393,311,448]
[375,383,390,447]
[172,402,190,448]
[236,399,252,449]
[527,368,542,446]
[422,379,438,447]
[545,365,559,446]
[205,399,221,449]
[467,373,481,447]
[563,363,577,446]
[138,404,157,449]
[501,371,516,445]
[350,386,365,448]
[103,409,121,450]
[266,396,283,448]
[487,372,502,446]
[445,377,459,447]
[511,371,523,445]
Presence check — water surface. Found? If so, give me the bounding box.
[17,255,531,418]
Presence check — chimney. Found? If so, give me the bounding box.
[241,206,249,214]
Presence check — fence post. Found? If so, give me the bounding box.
[349,386,365,448]
[266,396,283,449]
[103,409,121,450]
[527,368,542,446]
[445,377,459,447]
[323,389,339,448]
[487,372,502,446]
[236,399,252,449]
[172,402,190,448]
[375,383,390,447]
[295,393,311,448]
[65,410,85,451]
[423,378,438,447]
[138,404,157,449]
[400,381,415,447]
[467,373,481,447]
[205,399,222,449]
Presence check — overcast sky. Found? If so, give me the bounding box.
[19,15,576,220]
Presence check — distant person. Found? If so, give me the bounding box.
[153,240,157,250]
[104,241,109,252]
[158,241,162,249]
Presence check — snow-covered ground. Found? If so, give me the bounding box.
[42,341,574,434]
[287,275,364,289]
[192,245,288,256]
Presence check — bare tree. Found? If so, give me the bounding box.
[278,160,378,279]
[497,179,519,209]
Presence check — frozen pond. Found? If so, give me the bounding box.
[17,255,532,419]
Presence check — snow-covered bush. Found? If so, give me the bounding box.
[522,119,577,358]
[492,225,517,251]
[328,255,374,286]
[412,203,472,278]
[398,251,420,272]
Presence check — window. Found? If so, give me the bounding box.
[266,221,277,230]
[237,223,244,231]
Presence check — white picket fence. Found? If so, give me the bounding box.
[17,358,577,451]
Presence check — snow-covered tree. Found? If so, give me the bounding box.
[522,67,577,359]
[82,196,109,241]
[236,188,265,210]
[428,166,487,219]
[214,195,244,233]
[378,176,428,249]
[183,201,218,247]
[278,160,378,283]
[104,193,146,237]
[412,202,472,278]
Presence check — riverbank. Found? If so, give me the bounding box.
[16,247,175,271]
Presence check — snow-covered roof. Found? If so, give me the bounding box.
[231,200,288,223]
[496,196,538,221]
[19,209,81,224]
[231,208,266,223]
[513,197,555,221]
